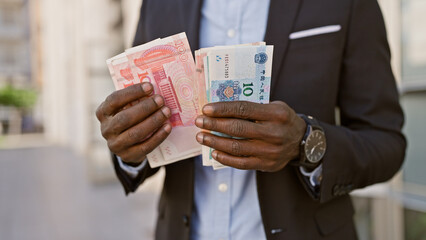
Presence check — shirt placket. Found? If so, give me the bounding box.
[213,168,232,240]
[225,0,243,45]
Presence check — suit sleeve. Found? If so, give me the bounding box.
[316,0,406,203]
[132,0,149,47]
[112,153,160,195]
[111,0,160,195]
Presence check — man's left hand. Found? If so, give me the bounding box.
[195,101,306,172]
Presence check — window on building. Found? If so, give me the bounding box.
[401,0,426,92]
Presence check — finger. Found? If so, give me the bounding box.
[202,101,289,122]
[98,83,153,118]
[117,123,172,164]
[105,95,164,136]
[196,132,263,156]
[210,150,262,170]
[195,116,264,139]
[108,106,171,152]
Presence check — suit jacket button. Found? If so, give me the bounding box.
[182,215,189,226]
[332,185,341,196]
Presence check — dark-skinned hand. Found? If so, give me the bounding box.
[195,101,306,172]
[95,83,172,165]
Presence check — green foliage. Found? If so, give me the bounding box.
[0,85,37,109]
[405,208,426,240]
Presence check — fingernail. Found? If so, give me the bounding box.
[196,133,204,143]
[142,83,152,92]
[164,123,172,133]
[161,107,171,117]
[195,117,203,128]
[154,95,164,106]
[203,105,213,115]
[211,150,218,159]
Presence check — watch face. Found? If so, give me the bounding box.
[304,129,326,163]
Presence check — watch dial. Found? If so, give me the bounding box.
[304,130,326,163]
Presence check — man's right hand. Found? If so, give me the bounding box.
[95,83,172,165]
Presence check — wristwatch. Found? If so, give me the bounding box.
[296,114,327,169]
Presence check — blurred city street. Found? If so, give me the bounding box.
[0,143,161,240]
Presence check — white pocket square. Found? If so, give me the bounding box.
[289,25,341,40]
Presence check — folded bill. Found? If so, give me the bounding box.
[106,33,201,168]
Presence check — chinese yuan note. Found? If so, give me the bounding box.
[204,45,274,169]
[207,45,273,104]
[106,33,202,168]
[126,33,200,127]
[109,54,142,89]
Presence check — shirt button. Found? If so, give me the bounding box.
[227,29,236,38]
[218,183,228,192]
[182,215,189,226]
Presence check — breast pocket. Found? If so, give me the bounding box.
[275,26,344,109]
[283,27,344,86]
[288,28,343,60]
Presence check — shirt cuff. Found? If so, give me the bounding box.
[117,156,147,178]
[299,163,323,187]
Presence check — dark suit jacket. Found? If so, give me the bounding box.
[112,0,406,239]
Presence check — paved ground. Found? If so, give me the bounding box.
[0,141,387,240]
[0,146,161,240]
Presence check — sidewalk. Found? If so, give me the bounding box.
[0,146,161,240]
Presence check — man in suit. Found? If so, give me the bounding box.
[95,0,406,239]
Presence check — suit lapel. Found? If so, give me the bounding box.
[179,0,203,51]
[264,0,303,96]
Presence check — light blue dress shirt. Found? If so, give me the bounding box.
[191,1,270,240]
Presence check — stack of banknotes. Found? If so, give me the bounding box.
[106,32,273,169]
